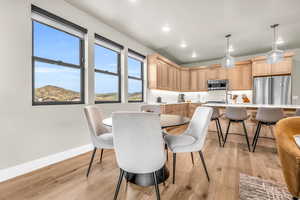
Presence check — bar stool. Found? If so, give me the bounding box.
[252,107,284,152]
[223,107,251,152]
[211,107,224,147]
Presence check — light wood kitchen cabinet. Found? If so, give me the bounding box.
[197,69,208,91]
[168,66,176,90]
[161,103,189,117]
[190,69,199,91]
[180,68,190,91]
[148,54,181,91]
[228,61,252,90]
[252,58,271,76]
[216,67,227,80]
[148,52,294,92]
[189,67,208,91]
[207,65,228,80]
[271,56,293,75]
[252,52,294,77]
[176,68,181,91]
[206,67,218,80]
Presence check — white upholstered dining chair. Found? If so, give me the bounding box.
[164,107,213,184]
[84,105,114,177]
[140,104,161,113]
[112,112,166,200]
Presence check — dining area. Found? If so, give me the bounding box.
[83,103,300,200]
[84,104,213,199]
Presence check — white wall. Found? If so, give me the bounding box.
[0,0,155,169]
[182,48,300,104]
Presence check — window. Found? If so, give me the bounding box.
[32,6,86,105]
[94,34,123,103]
[128,49,145,102]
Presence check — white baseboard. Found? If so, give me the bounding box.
[0,143,93,182]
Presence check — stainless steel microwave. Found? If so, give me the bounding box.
[207,80,228,91]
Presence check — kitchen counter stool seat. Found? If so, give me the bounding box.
[252,108,284,152]
[223,107,251,152]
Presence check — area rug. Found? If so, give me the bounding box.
[239,173,292,200]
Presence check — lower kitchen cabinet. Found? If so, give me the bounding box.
[160,103,202,118]
[161,103,189,117]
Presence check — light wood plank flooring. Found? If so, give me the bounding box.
[0,125,284,200]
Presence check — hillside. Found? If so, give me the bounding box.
[35,85,142,102]
[35,85,80,102]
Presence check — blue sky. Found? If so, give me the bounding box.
[34,21,142,94]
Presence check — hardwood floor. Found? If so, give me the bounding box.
[0,125,284,200]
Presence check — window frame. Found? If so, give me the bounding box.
[127,55,144,103]
[31,19,85,106]
[94,43,122,104]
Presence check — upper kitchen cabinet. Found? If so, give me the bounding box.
[189,68,198,91]
[148,54,181,91]
[271,56,293,75]
[207,65,227,80]
[180,68,190,91]
[197,68,208,91]
[252,58,271,76]
[228,60,252,90]
[252,52,294,77]
[189,67,208,91]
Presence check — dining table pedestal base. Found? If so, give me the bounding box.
[125,166,169,187]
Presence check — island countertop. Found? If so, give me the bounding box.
[203,103,300,110]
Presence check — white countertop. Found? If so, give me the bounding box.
[148,102,202,105]
[204,103,300,109]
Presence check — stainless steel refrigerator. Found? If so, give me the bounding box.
[253,76,292,105]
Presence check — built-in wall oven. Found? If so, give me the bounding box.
[207,80,228,91]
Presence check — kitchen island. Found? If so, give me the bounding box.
[203,103,300,111]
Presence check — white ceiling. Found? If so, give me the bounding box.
[66,0,300,64]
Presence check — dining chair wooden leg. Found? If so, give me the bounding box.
[153,171,161,200]
[190,152,194,166]
[99,149,104,163]
[173,153,176,184]
[223,120,231,147]
[199,151,210,182]
[86,147,97,178]
[242,121,251,152]
[113,169,125,200]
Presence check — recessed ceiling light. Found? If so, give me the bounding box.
[162,25,170,33]
[180,42,187,48]
[192,52,197,58]
[128,0,137,2]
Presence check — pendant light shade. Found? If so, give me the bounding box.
[221,34,235,68]
[266,24,284,64]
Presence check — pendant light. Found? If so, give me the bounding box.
[221,34,235,68]
[266,24,284,64]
